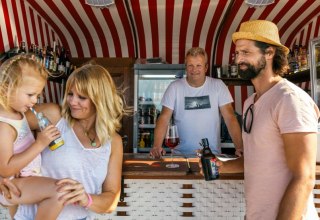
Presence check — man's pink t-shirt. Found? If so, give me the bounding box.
[243,79,319,220]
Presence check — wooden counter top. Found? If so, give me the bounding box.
[123,154,320,180]
[122,153,244,180]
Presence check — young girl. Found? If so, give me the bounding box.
[0,54,65,219]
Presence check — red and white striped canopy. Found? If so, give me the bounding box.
[1,0,319,69]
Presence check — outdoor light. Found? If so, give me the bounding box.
[85,0,115,9]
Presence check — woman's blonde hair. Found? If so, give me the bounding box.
[0,54,48,110]
[61,64,127,145]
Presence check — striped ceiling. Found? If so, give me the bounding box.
[1,0,320,73]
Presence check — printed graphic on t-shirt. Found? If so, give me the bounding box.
[185,96,211,110]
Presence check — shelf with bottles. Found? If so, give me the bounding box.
[6,40,75,83]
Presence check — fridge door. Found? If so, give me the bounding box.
[309,37,320,163]
[133,64,185,153]
[309,36,320,108]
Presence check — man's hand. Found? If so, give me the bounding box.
[149,147,166,159]
[0,178,21,200]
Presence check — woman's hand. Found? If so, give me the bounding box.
[56,178,90,208]
[0,178,21,200]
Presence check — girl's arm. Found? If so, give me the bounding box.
[0,121,61,177]
[56,133,123,213]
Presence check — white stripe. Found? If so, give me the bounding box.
[158,2,166,61]
[24,2,35,45]
[110,3,129,57]
[172,0,184,64]
[140,0,153,58]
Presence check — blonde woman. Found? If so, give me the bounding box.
[7,64,127,220]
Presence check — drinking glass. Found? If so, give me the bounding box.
[164,124,180,168]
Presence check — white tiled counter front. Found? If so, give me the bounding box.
[90,179,245,220]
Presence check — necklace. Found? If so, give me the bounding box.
[84,131,97,147]
[78,121,97,147]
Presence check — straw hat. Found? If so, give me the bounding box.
[232,20,289,55]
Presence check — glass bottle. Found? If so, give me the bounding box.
[200,138,219,181]
[37,112,64,151]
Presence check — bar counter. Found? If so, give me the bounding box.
[122,153,244,180]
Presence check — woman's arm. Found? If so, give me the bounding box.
[56,133,123,213]
[89,133,123,213]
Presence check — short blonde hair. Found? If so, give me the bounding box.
[0,54,48,110]
[61,64,127,145]
[185,47,208,65]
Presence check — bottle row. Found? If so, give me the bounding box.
[213,44,316,79]
[12,40,75,79]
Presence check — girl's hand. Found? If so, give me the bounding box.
[35,125,61,149]
[56,178,90,207]
[0,178,21,200]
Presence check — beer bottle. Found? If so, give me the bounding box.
[200,138,219,181]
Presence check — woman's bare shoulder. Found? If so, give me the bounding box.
[34,103,62,125]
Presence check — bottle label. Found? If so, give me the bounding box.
[49,137,64,151]
[209,158,219,179]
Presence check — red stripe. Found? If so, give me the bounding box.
[11,0,22,43]
[46,81,53,103]
[178,1,192,64]
[2,0,14,48]
[101,9,120,57]
[298,29,304,45]
[228,85,235,110]
[285,6,320,47]
[272,1,295,24]
[229,2,256,64]
[279,1,314,37]
[192,0,210,47]
[305,22,312,46]
[258,0,279,20]
[148,0,159,57]
[27,0,80,56]
[205,0,228,66]
[45,23,51,47]
[116,1,135,57]
[53,82,60,104]
[0,26,4,52]
[29,9,38,46]
[314,16,320,38]
[165,0,174,63]
[20,0,31,45]
[37,15,45,46]
[241,86,248,112]
[60,0,97,57]
[80,0,108,57]
[215,0,242,65]
[131,0,146,58]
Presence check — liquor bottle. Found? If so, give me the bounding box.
[200,138,219,181]
[230,53,238,78]
[18,41,27,54]
[65,49,71,76]
[36,112,64,151]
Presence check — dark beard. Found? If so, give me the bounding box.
[238,56,266,80]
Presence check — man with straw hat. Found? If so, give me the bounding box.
[216,20,319,219]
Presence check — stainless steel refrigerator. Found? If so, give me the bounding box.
[310,36,320,107]
[309,37,320,163]
[133,63,185,153]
